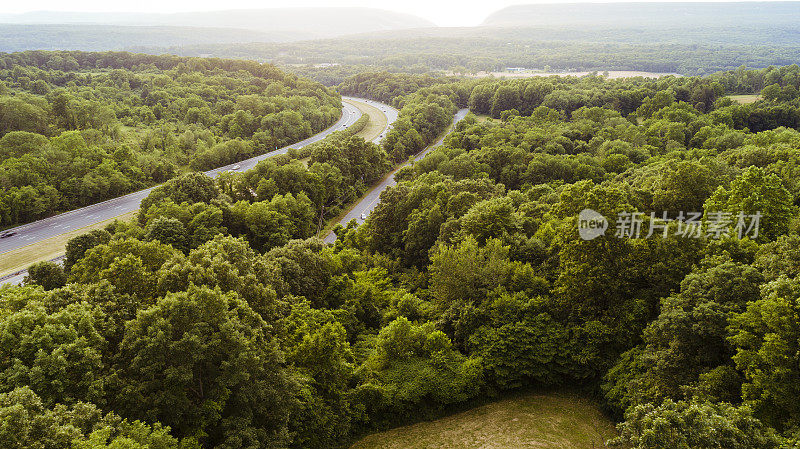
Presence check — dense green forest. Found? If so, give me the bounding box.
[0,51,340,228]
[284,64,432,88]
[337,72,457,105]
[8,60,800,449]
[164,24,800,78]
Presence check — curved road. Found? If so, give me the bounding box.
[342,96,399,145]
[324,108,470,243]
[0,97,399,285]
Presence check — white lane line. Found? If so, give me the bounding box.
[6,99,378,252]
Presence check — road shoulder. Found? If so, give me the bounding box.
[0,212,136,278]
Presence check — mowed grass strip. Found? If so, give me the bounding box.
[344,98,388,142]
[2,99,384,275]
[728,94,761,104]
[0,211,137,277]
[318,110,457,238]
[350,391,618,449]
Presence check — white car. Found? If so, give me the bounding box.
[231,164,241,170]
[360,213,367,220]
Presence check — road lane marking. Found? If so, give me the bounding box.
[7,98,383,253]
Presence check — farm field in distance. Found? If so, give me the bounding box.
[443,69,681,78]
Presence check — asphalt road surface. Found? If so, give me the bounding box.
[324,108,469,243]
[0,97,397,285]
[342,97,399,145]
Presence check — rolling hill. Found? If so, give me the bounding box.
[0,7,434,41]
[482,2,800,28]
[0,24,290,52]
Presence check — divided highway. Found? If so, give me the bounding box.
[0,100,463,284]
[0,98,397,285]
[343,97,400,145]
[324,108,470,243]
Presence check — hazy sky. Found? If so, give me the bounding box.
[1,0,788,27]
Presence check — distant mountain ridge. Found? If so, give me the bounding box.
[482,2,800,28]
[4,2,800,62]
[0,24,293,53]
[0,7,435,40]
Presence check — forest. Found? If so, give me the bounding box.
[0,51,340,228]
[6,57,800,449]
[165,24,800,78]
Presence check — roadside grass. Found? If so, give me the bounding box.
[316,166,395,238]
[350,391,618,449]
[0,211,136,277]
[319,110,461,239]
[728,94,761,104]
[3,100,379,274]
[344,98,387,142]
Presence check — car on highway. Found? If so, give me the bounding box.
[0,231,16,239]
[360,213,367,220]
[231,164,241,170]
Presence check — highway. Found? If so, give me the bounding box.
[0,97,397,285]
[343,97,399,145]
[324,108,470,243]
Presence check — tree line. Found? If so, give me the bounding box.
[0,51,341,228]
[162,25,800,77]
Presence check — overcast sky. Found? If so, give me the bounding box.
[1,0,790,27]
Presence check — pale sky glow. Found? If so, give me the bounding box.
[0,0,791,27]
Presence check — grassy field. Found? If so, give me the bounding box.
[0,211,136,277]
[344,98,387,142]
[728,94,761,104]
[350,391,618,449]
